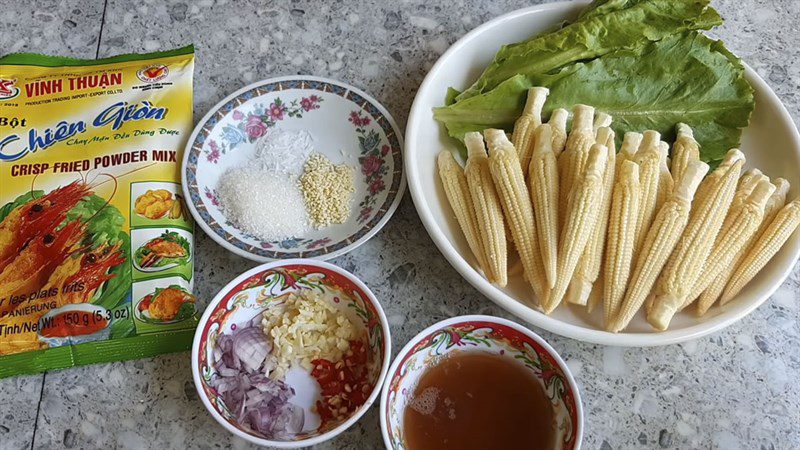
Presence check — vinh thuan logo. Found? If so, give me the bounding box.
[0,78,20,100]
[137,65,169,83]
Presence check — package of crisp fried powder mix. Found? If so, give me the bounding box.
[0,46,197,377]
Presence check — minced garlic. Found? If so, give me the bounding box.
[262,290,358,379]
[299,153,354,228]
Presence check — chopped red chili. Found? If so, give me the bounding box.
[310,340,373,426]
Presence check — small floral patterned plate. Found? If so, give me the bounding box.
[182,76,405,261]
[380,315,583,450]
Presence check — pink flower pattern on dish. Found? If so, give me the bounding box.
[301,95,321,112]
[349,110,371,128]
[368,178,385,195]
[245,115,268,140]
[351,109,390,224]
[307,237,332,249]
[221,96,325,147]
[204,187,219,206]
[267,101,286,121]
[357,206,373,224]
[206,140,221,163]
[361,155,383,177]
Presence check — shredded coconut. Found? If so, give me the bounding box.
[216,166,310,241]
[299,153,355,228]
[262,290,358,379]
[254,129,315,174]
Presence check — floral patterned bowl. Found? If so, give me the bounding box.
[380,315,583,450]
[192,259,391,448]
[182,76,405,261]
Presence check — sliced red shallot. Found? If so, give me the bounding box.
[210,321,304,439]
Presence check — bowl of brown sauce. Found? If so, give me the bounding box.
[380,315,582,450]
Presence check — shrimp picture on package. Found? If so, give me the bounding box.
[0,46,197,377]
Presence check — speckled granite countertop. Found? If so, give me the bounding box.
[1,1,799,449]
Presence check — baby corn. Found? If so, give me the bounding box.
[648,150,745,330]
[691,179,775,315]
[597,127,616,165]
[765,178,791,223]
[511,87,549,172]
[587,280,604,314]
[567,127,616,305]
[465,132,507,286]
[608,161,708,332]
[644,292,656,317]
[618,132,643,168]
[656,142,674,212]
[438,151,488,271]
[693,149,745,206]
[684,169,768,315]
[694,169,772,298]
[593,112,612,133]
[547,144,608,313]
[549,108,569,157]
[709,178,791,307]
[720,169,764,217]
[559,104,596,225]
[603,160,641,325]
[720,197,800,304]
[670,123,700,184]
[632,131,662,254]
[486,129,548,302]
[528,124,559,288]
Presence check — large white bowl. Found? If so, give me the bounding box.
[405,1,800,346]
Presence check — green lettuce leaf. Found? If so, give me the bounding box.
[64,194,126,248]
[434,75,533,142]
[533,32,753,162]
[434,32,753,163]
[455,0,722,101]
[578,0,642,20]
[444,87,461,107]
[576,0,722,24]
[92,229,131,313]
[0,191,42,223]
[66,195,131,317]
[173,302,196,322]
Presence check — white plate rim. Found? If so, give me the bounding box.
[404,2,800,346]
[182,75,406,263]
